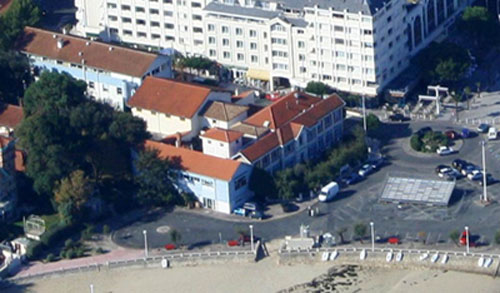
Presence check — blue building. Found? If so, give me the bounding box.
[17,26,173,111]
[144,140,253,214]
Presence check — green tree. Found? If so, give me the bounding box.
[336,227,348,244]
[353,222,367,243]
[169,229,181,245]
[449,229,460,247]
[274,169,299,200]
[450,91,462,122]
[0,51,30,104]
[305,81,330,96]
[460,6,498,47]
[249,167,277,201]
[495,230,500,245]
[0,0,41,50]
[410,135,423,152]
[54,170,93,224]
[135,149,179,206]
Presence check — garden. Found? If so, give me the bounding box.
[410,130,450,153]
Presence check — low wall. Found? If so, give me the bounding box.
[279,247,500,277]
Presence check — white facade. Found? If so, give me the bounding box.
[201,135,243,159]
[74,0,471,96]
[203,111,247,130]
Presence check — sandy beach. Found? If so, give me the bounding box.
[7,256,500,293]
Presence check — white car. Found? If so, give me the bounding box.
[436,146,455,156]
[488,127,497,140]
[358,164,374,177]
[467,169,482,180]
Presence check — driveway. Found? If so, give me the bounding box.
[113,121,500,250]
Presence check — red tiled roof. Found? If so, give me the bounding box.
[240,93,344,162]
[128,77,212,118]
[245,92,320,129]
[0,104,23,129]
[201,128,243,143]
[17,27,159,78]
[145,140,243,181]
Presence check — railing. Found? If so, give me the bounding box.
[10,249,255,283]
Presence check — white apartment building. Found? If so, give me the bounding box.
[75,0,472,96]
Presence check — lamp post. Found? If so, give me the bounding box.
[249,225,255,252]
[143,230,148,258]
[465,226,470,254]
[481,141,488,202]
[370,222,375,252]
[90,284,94,293]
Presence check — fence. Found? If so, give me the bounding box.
[10,248,256,283]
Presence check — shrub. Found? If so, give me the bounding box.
[64,239,74,249]
[410,135,423,151]
[26,241,44,260]
[102,225,110,235]
[95,247,105,254]
[45,253,56,262]
[65,248,76,259]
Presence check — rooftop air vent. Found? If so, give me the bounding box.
[56,39,64,49]
[109,46,114,51]
[263,120,270,128]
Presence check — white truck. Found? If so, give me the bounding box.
[488,127,497,140]
[318,182,340,202]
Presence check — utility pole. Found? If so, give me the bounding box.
[481,141,488,202]
[370,222,375,252]
[465,226,470,254]
[249,225,255,252]
[143,230,148,258]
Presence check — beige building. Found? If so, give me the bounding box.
[128,77,231,140]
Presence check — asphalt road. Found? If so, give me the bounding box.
[113,120,500,249]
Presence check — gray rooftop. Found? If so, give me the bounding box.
[380,177,455,206]
[275,0,385,14]
[204,2,280,19]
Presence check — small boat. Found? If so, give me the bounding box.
[484,258,493,268]
[431,252,439,263]
[360,249,367,260]
[321,252,330,261]
[419,253,429,261]
[441,254,449,264]
[386,251,393,262]
[478,256,485,267]
[329,250,339,261]
[396,251,403,262]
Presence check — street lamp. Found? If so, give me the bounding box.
[90,284,94,293]
[481,141,488,202]
[465,226,470,254]
[143,230,148,258]
[370,222,375,252]
[249,225,255,252]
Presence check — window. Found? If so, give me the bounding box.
[271,38,286,45]
[122,17,132,23]
[249,30,257,37]
[117,88,123,95]
[163,0,172,3]
[235,176,247,190]
[334,25,344,32]
[152,34,161,39]
[107,3,117,9]
[165,23,174,29]
[150,8,159,14]
[208,37,216,44]
[151,21,160,27]
[191,2,201,7]
[298,54,305,61]
[192,14,202,20]
[138,32,147,38]
[298,41,305,48]
[251,55,258,63]
[250,42,257,50]
[223,51,230,58]
[164,11,173,17]
[208,24,215,31]
[222,38,229,46]
[103,85,108,92]
[209,49,216,56]
[193,27,203,33]
[334,38,344,45]
[108,15,118,21]
[235,28,243,35]
[236,40,243,48]
[121,5,131,10]
[222,26,229,33]
[123,30,132,36]
[136,19,146,25]
[109,28,118,34]
[237,53,244,61]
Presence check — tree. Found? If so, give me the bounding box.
[366,113,381,136]
[249,167,276,201]
[476,81,481,101]
[305,81,330,96]
[460,6,498,47]
[495,230,500,245]
[0,0,41,50]
[54,170,93,224]
[336,227,348,244]
[410,135,423,152]
[353,222,367,243]
[169,229,181,245]
[449,229,460,247]
[135,149,179,206]
[464,86,472,110]
[0,51,30,104]
[450,91,462,122]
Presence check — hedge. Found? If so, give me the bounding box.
[26,223,80,260]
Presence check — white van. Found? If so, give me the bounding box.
[488,127,497,140]
[318,182,340,202]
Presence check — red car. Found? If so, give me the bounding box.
[459,230,476,247]
[388,237,400,245]
[227,240,240,247]
[164,244,176,250]
[445,130,459,140]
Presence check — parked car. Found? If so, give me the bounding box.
[416,126,433,136]
[452,159,467,170]
[467,169,483,180]
[476,123,490,133]
[436,146,455,156]
[478,174,495,186]
[435,164,450,174]
[488,127,497,140]
[389,113,408,122]
[459,230,476,247]
[318,182,340,202]
[358,164,374,177]
[249,210,263,220]
[461,164,479,176]
[444,130,459,140]
[461,128,471,138]
[343,173,362,185]
[368,157,385,170]
[243,202,259,211]
[437,166,460,180]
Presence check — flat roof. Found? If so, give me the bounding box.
[380,177,455,206]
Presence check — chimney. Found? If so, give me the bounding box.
[57,39,64,49]
[235,88,240,96]
[86,41,90,46]
[78,51,83,56]
[175,132,181,148]
[52,34,57,39]
[294,92,300,99]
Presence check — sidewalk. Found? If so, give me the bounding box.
[178,197,318,223]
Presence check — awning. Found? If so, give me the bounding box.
[246,68,270,81]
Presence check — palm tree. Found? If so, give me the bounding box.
[449,229,460,247]
[450,91,461,122]
[353,222,367,244]
[336,227,348,244]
